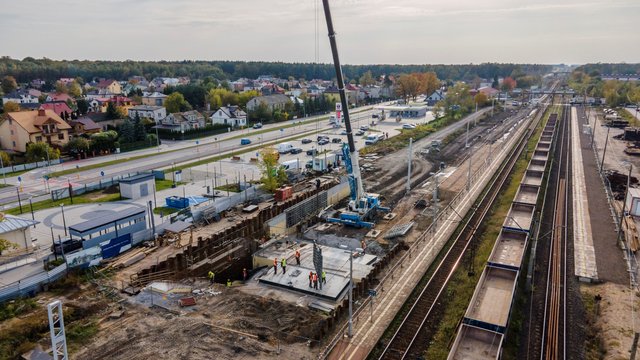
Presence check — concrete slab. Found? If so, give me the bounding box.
[527,159,547,172]
[532,150,549,161]
[488,230,528,269]
[514,184,539,205]
[571,107,598,280]
[465,267,517,330]
[448,324,502,360]
[504,203,535,232]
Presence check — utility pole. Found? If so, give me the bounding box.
[600,126,611,173]
[406,137,412,195]
[348,250,353,337]
[618,163,632,243]
[467,151,472,191]
[465,120,470,148]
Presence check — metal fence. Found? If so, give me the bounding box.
[51,171,146,201]
[191,186,264,223]
[0,263,68,303]
[0,158,63,176]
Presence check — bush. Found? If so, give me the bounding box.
[155,124,230,140]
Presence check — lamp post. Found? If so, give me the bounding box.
[339,245,364,338]
[155,119,160,152]
[0,154,6,185]
[60,204,67,237]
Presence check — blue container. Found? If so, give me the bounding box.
[166,196,189,209]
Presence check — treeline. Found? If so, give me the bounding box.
[0,56,551,83]
[575,63,640,76]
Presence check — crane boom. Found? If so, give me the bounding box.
[321,0,365,202]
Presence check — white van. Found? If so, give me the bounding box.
[276,142,294,154]
[365,134,384,145]
[281,159,302,171]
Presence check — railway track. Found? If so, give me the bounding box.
[376,105,545,360]
[540,104,569,360]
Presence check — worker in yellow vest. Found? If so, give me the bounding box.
[281,257,287,274]
[208,271,215,284]
[227,279,232,287]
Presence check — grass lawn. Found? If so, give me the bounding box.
[215,183,240,193]
[153,206,180,215]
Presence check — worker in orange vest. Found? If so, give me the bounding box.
[312,272,319,290]
[243,268,248,281]
[273,258,278,275]
[309,271,313,287]
[295,249,301,265]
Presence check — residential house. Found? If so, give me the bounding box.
[2,89,39,105]
[96,79,122,95]
[142,92,168,106]
[477,86,499,98]
[46,92,75,105]
[110,96,135,113]
[0,214,39,253]
[210,106,247,127]
[246,94,292,112]
[426,90,446,106]
[161,110,206,132]
[323,86,341,104]
[307,84,325,96]
[40,101,74,120]
[88,98,111,113]
[0,109,71,153]
[128,105,166,123]
[58,78,75,85]
[30,79,46,89]
[362,85,382,99]
[285,83,306,98]
[69,117,102,137]
[260,83,285,95]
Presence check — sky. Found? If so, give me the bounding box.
[1,0,639,65]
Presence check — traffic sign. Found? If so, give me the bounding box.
[100,171,104,177]
[368,289,377,297]
[43,175,49,181]
[17,176,21,182]
[196,141,199,145]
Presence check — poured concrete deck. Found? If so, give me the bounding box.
[532,150,549,161]
[514,184,539,205]
[448,324,502,360]
[488,230,528,269]
[522,170,543,186]
[504,203,535,232]
[466,267,517,329]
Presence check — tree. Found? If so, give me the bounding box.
[2,101,21,112]
[90,131,118,153]
[474,92,489,107]
[65,137,91,156]
[165,92,192,113]
[105,102,125,120]
[76,99,89,115]
[359,71,375,87]
[249,101,272,122]
[395,74,420,102]
[133,117,146,141]
[0,238,18,255]
[501,76,517,92]
[1,76,17,94]
[0,151,11,167]
[238,90,260,108]
[492,75,499,89]
[258,147,287,192]
[55,81,68,94]
[118,119,136,143]
[68,81,83,98]
[25,142,60,163]
[413,72,440,97]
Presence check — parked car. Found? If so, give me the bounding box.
[402,123,416,129]
[306,148,318,156]
[318,139,330,146]
[365,134,384,145]
[252,123,263,129]
[240,138,252,145]
[332,137,342,143]
[340,130,348,135]
[276,142,294,154]
[372,114,379,119]
[355,130,365,136]
[317,135,329,141]
[301,138,312,144]
[360,125,369,131]
[289,147,303,154]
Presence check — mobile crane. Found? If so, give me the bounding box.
[322,0,390,228]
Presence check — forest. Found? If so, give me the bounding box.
[0,57,552,83]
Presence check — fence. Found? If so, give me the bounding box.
[191,186,264,223]
[0,158,63,176]
[0,263,68,303]
[51,171,146,201]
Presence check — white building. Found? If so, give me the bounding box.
[2,90,39,105]
[210,105,247,127]
[128,105,166,122]
[0,214,39,253]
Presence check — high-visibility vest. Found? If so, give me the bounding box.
[281,258,286,267]
[321,271,326,279]
[312,273,318,281]
[295,250,300,258]
[227,280,232,287]
[208,271,214,279]
[274,259,278,266]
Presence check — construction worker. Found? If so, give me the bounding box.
[281,257,287,274]
[295,249,301,265]
[273,257,278,275]
[309,271,313,288]
[321,270,326,284]
[208,271,215,284]
[243,268,248,281]
[312,272,319,290]
[226,279,232,287]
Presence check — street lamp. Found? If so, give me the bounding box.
[155,119,160,152]
[339,245,364,338]
[60,204,67,237]
[0,153,6,185]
